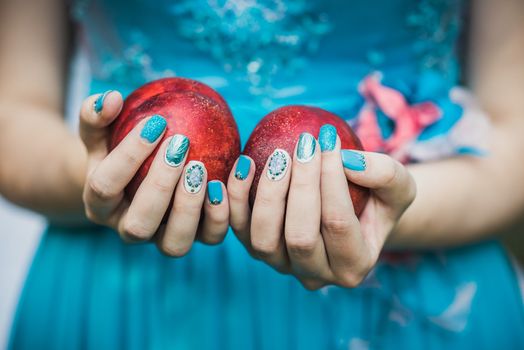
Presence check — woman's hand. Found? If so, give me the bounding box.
[79,91,230,256]
[227,125,416,290]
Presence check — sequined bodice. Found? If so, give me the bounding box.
[74,0,462,95]
[74,0,473,158]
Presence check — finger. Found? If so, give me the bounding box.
[198,180,229,245]
[319,125,366,286]
[118,134,189,242]
[157,161,207,257]
[285,133,331,280]
[341,150,416,209]
[84,115,167,219]
[227,155,255,248]
[250,149,292,272]
[79,90,123,159]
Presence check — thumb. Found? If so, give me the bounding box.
[341,150,416,208]
[79,90,123,160]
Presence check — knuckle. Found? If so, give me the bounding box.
[337,272,366,289]
[227,185,247,203]
[251,238,280,259]
[254,192,274,209]
[206,215,228,229]
[322,215,352,235]
[172,199,201,216]
[206,206,229,225]
[200,231,226,245]
[160,241,191,258]
[300,279,325,291]
[151,176,175,195]
[121,220,154,241]
[87,176,116,200]
[285,232,318,258]
[290,177,312,192]
[121,149,142,166]
[336,258,375,289]
[84,207,103,224]
[230,217,249,235]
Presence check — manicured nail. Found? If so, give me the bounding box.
[341,150,366,171]
[140,115,167,143]
[207,181,223,205]
[267,149,290,181]
[235,155,251,180]
[93,90,113,114]
[296,132,316,163]
[319,124,337,152]
[184,161,205,193]
[165,134,189,167]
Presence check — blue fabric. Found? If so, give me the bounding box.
[10,0,524,348]
[10,227,524,349]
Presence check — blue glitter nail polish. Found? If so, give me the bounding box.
[235,155,251,180]
[207,181,223,205]
[341,150,366,171]
[140,115,167,143]
[93,90,113,114]
[319,124,337,152]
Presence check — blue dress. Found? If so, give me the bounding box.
[9,0,524,348]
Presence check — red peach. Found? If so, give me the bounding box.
[243,105,369,217]
[109,78,240,203]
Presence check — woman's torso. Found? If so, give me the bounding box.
[75,0,467,152]
[9,1,524,349]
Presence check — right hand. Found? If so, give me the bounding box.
[79,91,230,256]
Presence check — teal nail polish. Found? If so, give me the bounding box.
[235,155,251,180]
[165,134,189,167]
[207,181,223,205]
[140,115,167,143]
[296,132,316,163]
[93,90,112,114]
[319,124,337,152]
[341,150,366,171]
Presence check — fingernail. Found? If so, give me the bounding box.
[140,115,167,143]
[207,181,223,205]
[165,134,189,167]
[319,124,337,152]
[296,132,316,163]
[235,155,251,180]
[341,150,366,171]
[93,90,113,114]
[267,149,290,181]
[184,161,205,193]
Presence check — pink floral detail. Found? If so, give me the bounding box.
[355,73,442,162]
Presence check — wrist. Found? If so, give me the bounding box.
[64,136,88,192]
[45,135,91,226]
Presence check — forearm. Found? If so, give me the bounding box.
[388,118,524,248]
[386,0,524,249]
[0,100,87,224]
[0,0,88,224]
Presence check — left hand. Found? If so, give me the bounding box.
[227,130,416,290]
